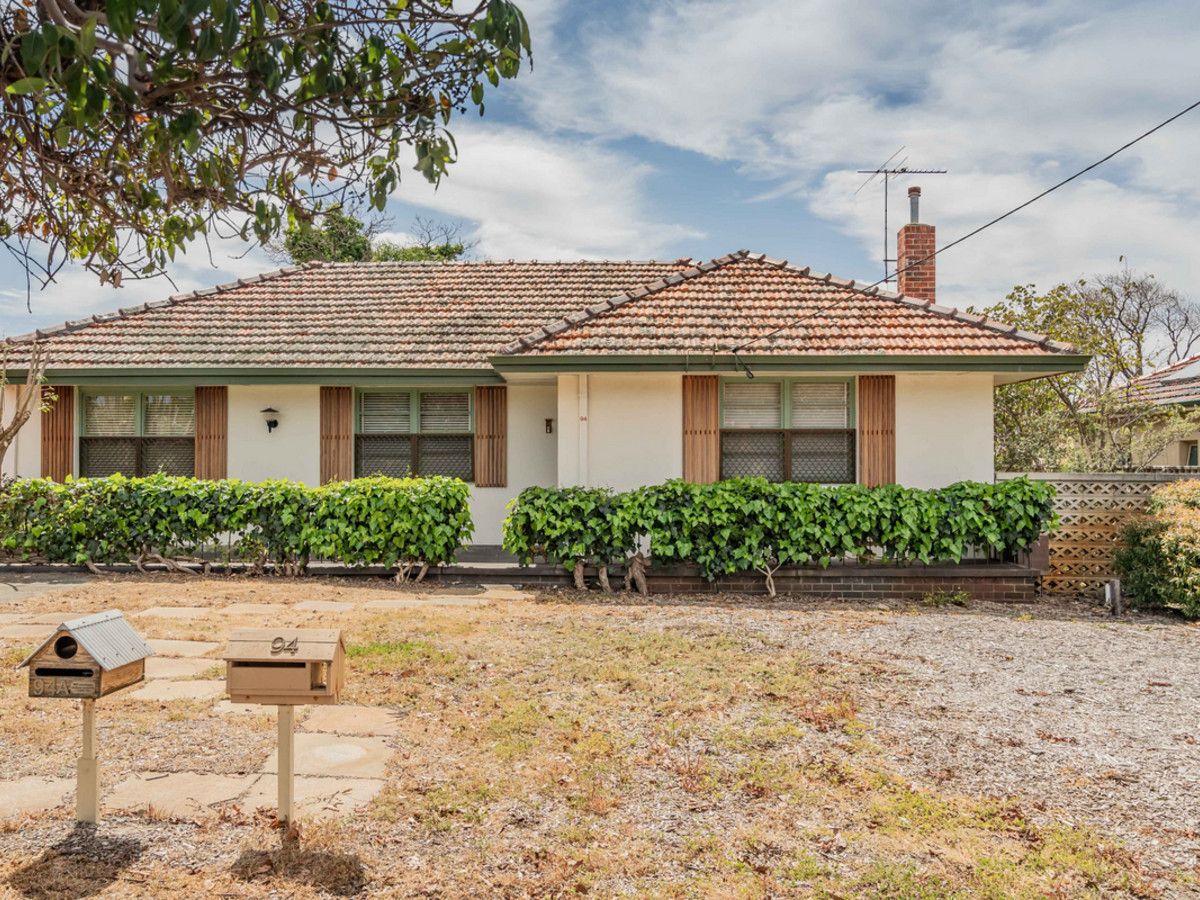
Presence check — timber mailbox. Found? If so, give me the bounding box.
[19,610,153,700]
[224,628,345,706]
[224,627,346,827]
[17,610,153,824]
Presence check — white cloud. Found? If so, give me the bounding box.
[523,0,1200,304]
[396,124,701,259]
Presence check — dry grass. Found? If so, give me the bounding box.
[0,576,1182,897]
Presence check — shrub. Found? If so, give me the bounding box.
[1115,480,1200,618]
[305,476,472,582]
[501,486,635,590]
[0,474,472,580]
[502,477,1057,596]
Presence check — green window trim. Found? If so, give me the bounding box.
[77,387,196,478]
[718,376,857,484]
[78,387,197,437]
[354,388,475,481]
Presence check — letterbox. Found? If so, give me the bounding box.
[224,628,345,705]
[18,610,153,700]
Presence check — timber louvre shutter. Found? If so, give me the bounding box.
[857,375,895,486]
[40,385,74,481]
[474,386,507,487]
[320,387,354,483]
[682,375,720,483]
[194,387,228,480]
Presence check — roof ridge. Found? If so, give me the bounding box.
[498,251,753,355]
[2,264,316,347]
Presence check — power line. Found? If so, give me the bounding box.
[729,96,1200,357]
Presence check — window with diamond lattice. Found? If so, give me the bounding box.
[80,390,195,477]
[355,390,473,480]
[720,380,854,483]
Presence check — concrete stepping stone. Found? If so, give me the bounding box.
[135,606,212,620]
[147,638,220,658]
[211,700,274,717]
[302,705,402,736]
[261,733,390,779]
[18,612,79,625]
[128,680,226,702]
[0,623,52,639]
[238,774,384,819]
[0,613,25,625]
[107,772,258,818]
[145,657,219,679]
[294,600,355,613]
[217,602,292,616]
[0,776,72,819]
[364,596,483,610]
[480,587,535,601]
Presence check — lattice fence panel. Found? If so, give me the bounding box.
[997,472,1197,598]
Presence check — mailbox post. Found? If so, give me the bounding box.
[17,610,154,824]
[223,628,345,825]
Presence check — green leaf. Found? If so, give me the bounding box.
[6,77,47,95]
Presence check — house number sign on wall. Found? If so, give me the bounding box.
[271,636,300,655]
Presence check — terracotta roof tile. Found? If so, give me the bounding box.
[1126,355,1200,406]
[7,252,1076,371]
[11,260,690,370]
[505,252,1076,357]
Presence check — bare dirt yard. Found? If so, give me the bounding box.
[0,575,1196,898]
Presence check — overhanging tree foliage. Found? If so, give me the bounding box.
[0,0,528,287]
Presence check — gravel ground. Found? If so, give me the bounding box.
[663,597,1200,874]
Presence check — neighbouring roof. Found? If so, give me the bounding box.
[7,251,1078,371]
[1126,354,1200,407]
[501,252,1076,358]
[18,609,154,670]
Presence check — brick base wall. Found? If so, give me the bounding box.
[429,561,1039,603]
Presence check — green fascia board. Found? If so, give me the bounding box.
[9,367,503,387]
[488,353,1091,375]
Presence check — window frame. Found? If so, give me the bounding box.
[354,387,475,481]
[718,376,857,484]
[77,387,196,478]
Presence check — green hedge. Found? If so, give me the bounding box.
[1114,480,1200,618]
[0,474,472,580]
[503,477,1057,595]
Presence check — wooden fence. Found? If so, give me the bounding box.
[997,471,1198,597]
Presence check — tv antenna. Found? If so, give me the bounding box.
[856,148,947,283]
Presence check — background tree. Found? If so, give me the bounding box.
[975,265,1200,471]
[278,211,470,263]
[0,0,528,288]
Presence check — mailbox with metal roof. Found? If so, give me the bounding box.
[224,627,345,706]
[18,610,154,700]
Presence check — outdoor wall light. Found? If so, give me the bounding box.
[261,407,280,433]
[545,418,554,434]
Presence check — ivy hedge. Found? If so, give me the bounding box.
[0,474,473,581]
[503,477,1058,596]
[1114,480,1200,619]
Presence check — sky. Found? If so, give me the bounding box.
[3,0,1199,337]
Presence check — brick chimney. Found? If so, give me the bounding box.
[896,186,935,302]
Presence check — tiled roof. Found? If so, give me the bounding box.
[8,251,1076,371]
[1126,355,1200,406]
[11,260,690,369]
[503,251,1076,357]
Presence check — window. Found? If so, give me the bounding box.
[1187,442,1198,468]
[80,390,195,477]
[720,379,855,483]
[355,390,473,480]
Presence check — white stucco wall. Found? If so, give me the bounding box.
[1,384,42,479]
[227,385,321,485]
[556,373,683,489]
[893,372,995,487]
[470,383,557,544]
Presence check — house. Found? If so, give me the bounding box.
[2,190,1087,544]
[1126,355,1200,467]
